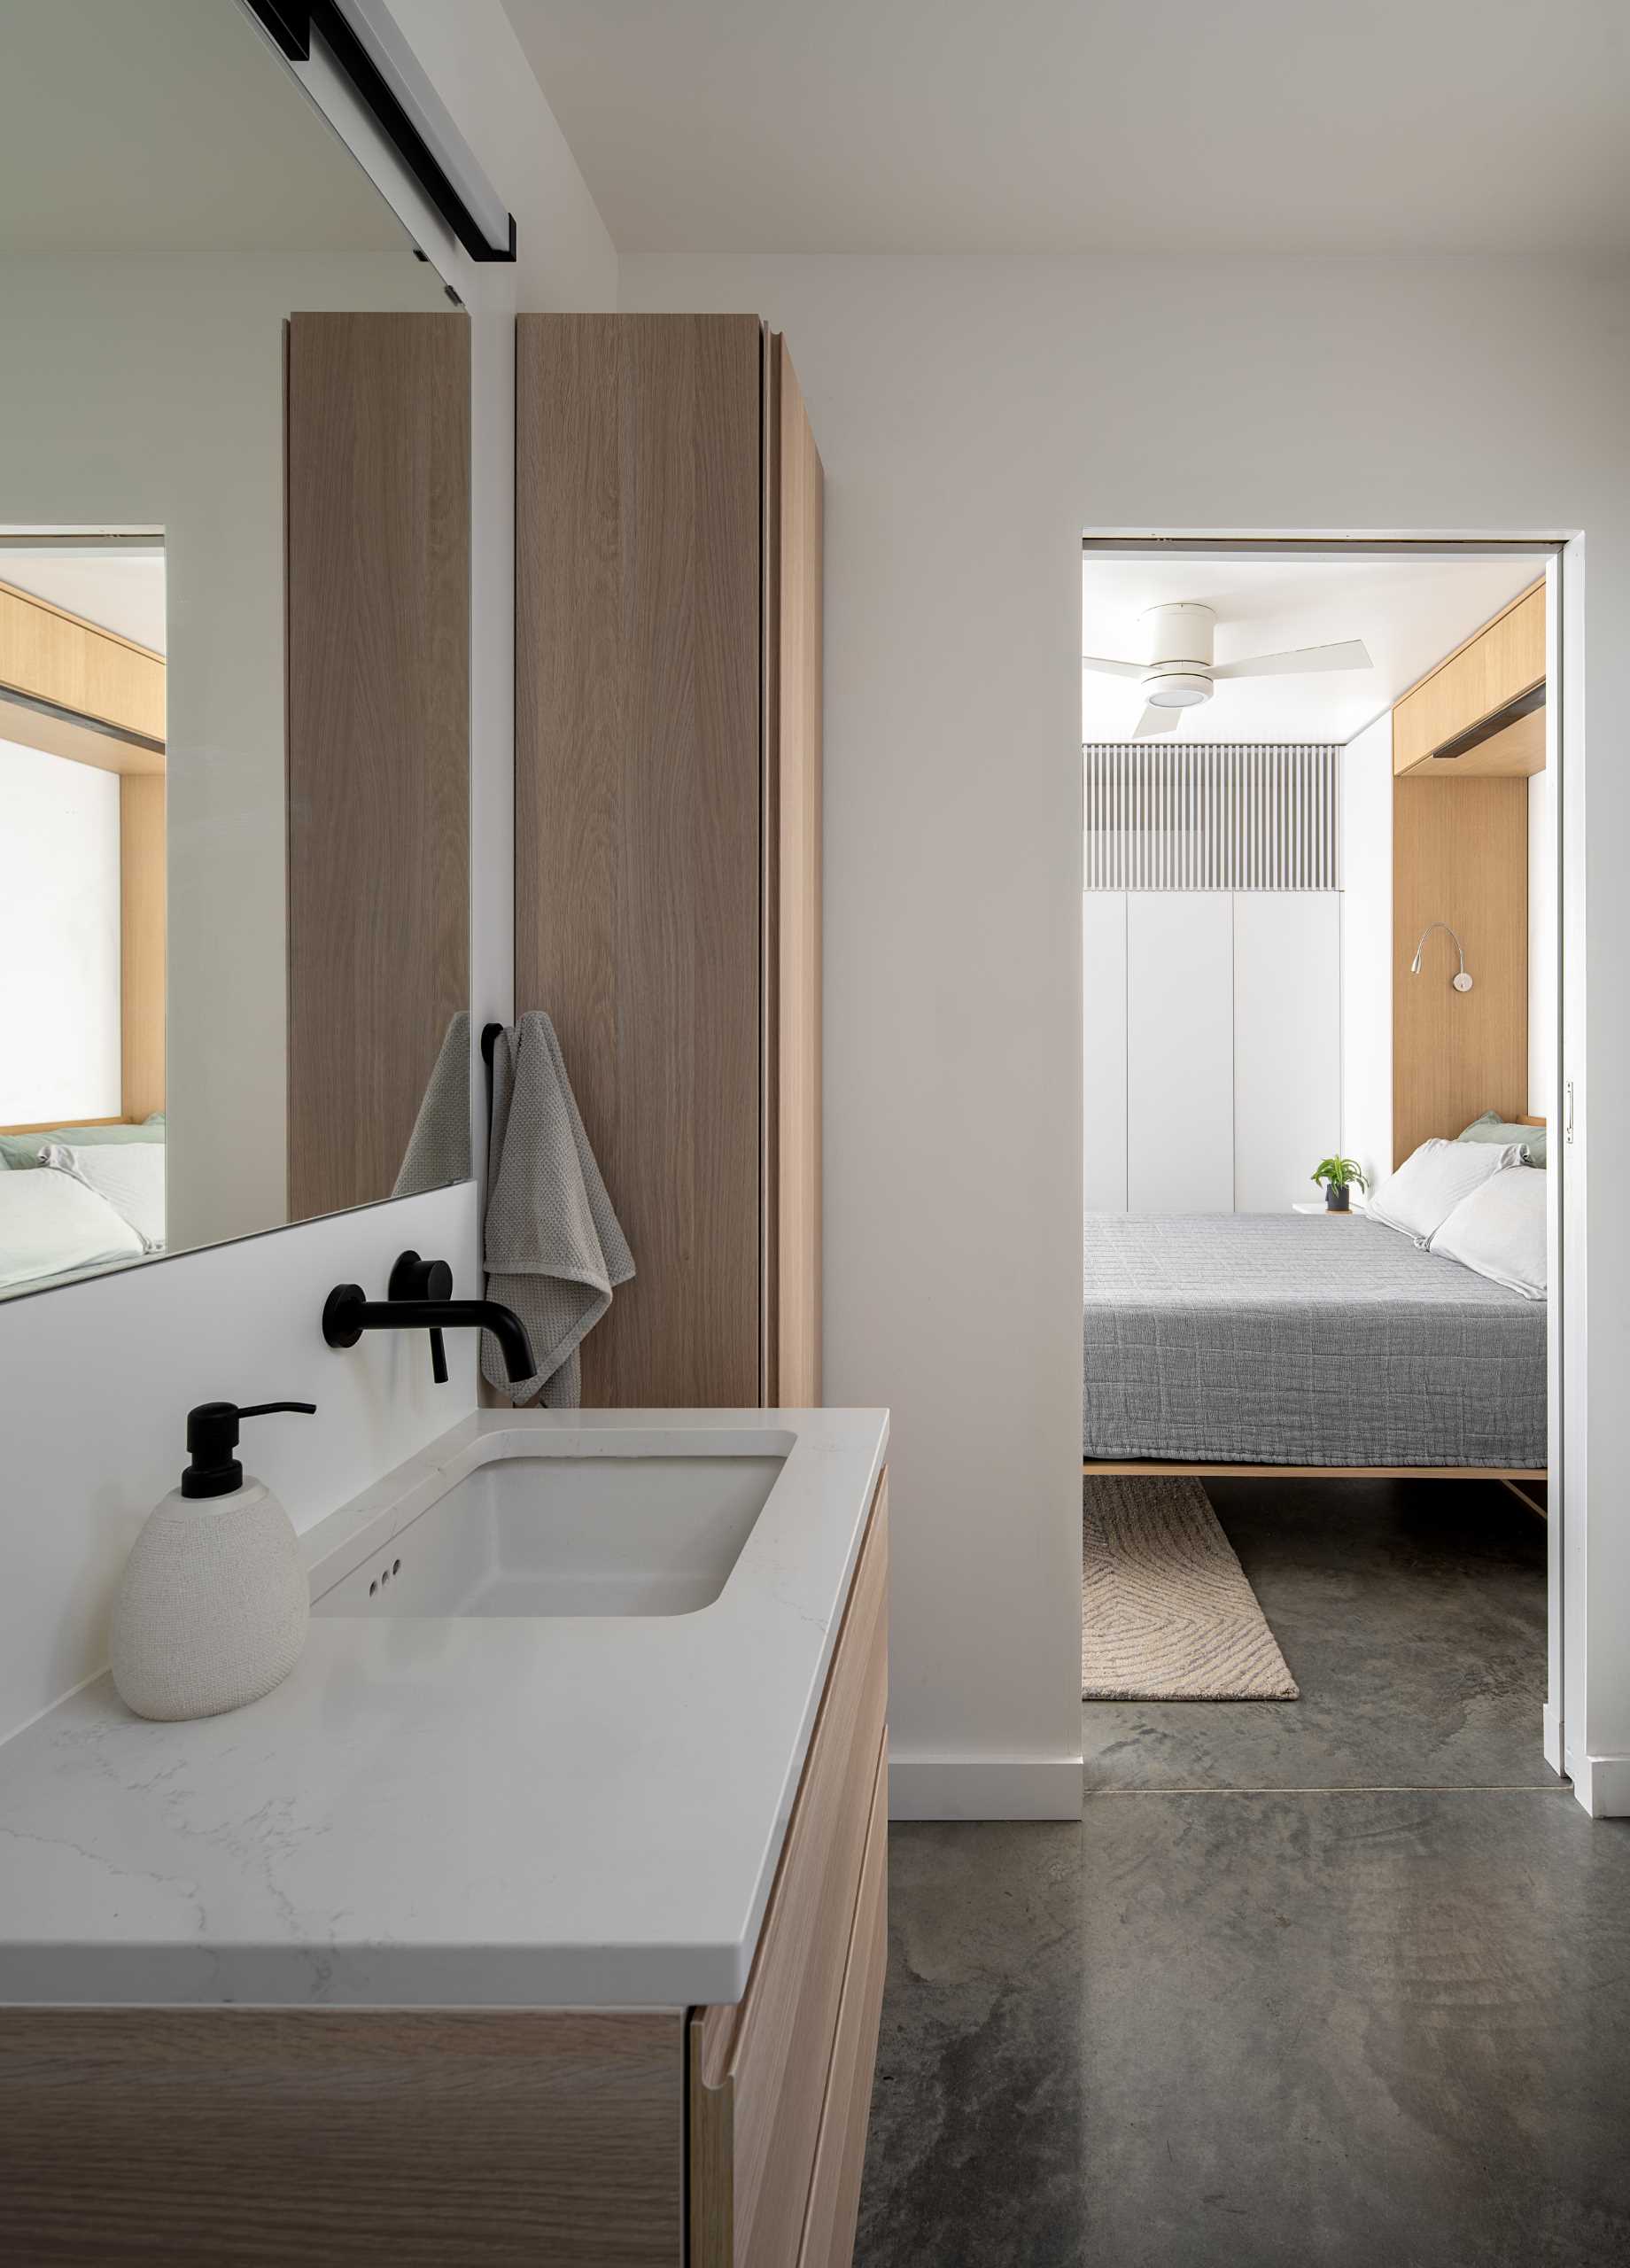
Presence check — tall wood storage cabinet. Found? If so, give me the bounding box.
[516,315,822,1408]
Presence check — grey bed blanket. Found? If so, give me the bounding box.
[1083,1213,1546,1468]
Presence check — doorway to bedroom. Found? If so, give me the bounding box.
[1079,539,1561,1793]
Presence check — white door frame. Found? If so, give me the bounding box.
[1083,530,1587,1808]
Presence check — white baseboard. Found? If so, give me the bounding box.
[888,1752,1083,1821]
[1572,1753,1630,1818]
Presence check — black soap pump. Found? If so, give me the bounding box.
[182,1399,316,1497]
[111,1399,318,1721]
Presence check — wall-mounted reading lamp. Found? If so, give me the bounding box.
[1410,921,1474,992]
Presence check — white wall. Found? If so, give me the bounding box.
[381,0,617,314]
[1529,764,1555,1118]
[622,251,1626,1816]
[1339,709,1394,1187]
[0,742,120,1124]
[0,1178,479,1745]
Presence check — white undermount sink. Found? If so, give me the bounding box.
[310,1436,790,1619]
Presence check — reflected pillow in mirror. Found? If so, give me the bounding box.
[43,1141,166,1252]
[1368,1137,1525,1247]
[0,1169,144,1290]
[0,1118,167,1171]
[1430,1164,1548,1300]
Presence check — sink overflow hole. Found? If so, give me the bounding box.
[368,1557,405,1599]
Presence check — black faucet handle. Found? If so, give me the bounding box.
[388,1251,454,1302]
[388,1252,454,1384]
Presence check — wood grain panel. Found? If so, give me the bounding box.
[0,2007,684,2265]
[765,335,825,1409]
[119,772,166,1122]
[692,1474,889,2267]
[0,689,164,776]
[1393,581,1545,774]
[0,579,165,744]
[516,315,763,1407]
[1420,698,1547,779]
[285,313,470,1224]
[1393,775,1527,1165]
[797,1733,888,2268]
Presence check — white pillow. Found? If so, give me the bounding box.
[43,1140,166,1251]
[1431,1163,1548,1299]
[0,1168,144,1289]
[1368,1136,1525,1247]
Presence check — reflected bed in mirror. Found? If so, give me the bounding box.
[0,0,471,1299]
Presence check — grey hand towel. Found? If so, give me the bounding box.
[392,1011,472,1198]
[481,1013,634,1407]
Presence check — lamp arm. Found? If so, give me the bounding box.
[1409,920,1471,989]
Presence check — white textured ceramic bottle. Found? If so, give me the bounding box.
[111,1399,315,1722]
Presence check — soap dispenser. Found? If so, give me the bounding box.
[111,1400,316,1722]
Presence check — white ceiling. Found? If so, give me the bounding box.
[501,0,1630,254]
[0,549,167,656]
[0,1,414,257]
[1082,553,1541,745]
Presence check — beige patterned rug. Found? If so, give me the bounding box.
[1083,1476,1299,1701]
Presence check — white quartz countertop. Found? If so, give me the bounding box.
[0,1406,889,2010]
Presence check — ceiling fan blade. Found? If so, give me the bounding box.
[1212,638,1372,680]
[1133,704,1179,739]
[1081,654,1147,680]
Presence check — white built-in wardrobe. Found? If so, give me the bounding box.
[1083,742,1342,1215]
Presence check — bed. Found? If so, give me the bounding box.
[1083,1212,1547,1472]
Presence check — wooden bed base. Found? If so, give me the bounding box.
[1084,1459,1547,1481]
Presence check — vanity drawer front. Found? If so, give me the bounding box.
[692,1470,888,2267]
[796,1729,888,2268]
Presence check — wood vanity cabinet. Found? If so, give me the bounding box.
[515,314,823,1411]
[0,1475,887,2268]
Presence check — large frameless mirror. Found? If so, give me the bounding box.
[0,0,471,1301]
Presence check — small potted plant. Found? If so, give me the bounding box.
[1312,1156,1367,1213]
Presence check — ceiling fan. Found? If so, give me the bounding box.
[1083,602,1373,738]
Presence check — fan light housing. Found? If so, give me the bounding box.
[1145,672,1210,710]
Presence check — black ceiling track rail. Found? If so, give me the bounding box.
[244,0,517,264]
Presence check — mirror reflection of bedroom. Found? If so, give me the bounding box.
[0,544,168,1280]
[1081,546,1556,1792]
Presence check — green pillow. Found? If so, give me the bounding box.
[1459,1110,1546,1169]
[0,1119,167,1172]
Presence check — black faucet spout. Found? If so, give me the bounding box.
[322,1260,536,1386]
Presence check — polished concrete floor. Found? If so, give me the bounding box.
[856,1479,1630,2267]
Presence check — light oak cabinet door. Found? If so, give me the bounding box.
[796,1739,889,2268]
[516,316,823,1410]
[691,1477,889,2266]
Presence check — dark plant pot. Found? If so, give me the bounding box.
[1325,1184,1350,1212]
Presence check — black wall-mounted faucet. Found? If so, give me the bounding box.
[322,1251,535,1385]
